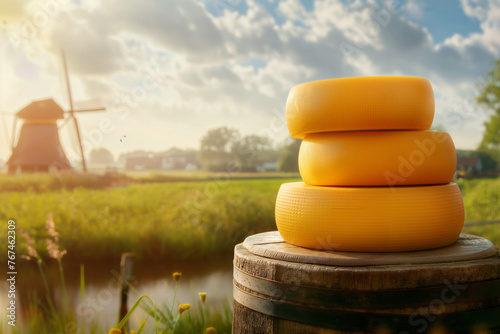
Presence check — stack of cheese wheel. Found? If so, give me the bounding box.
[276,76,464,252]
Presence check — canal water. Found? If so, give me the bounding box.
[0,252,234,331]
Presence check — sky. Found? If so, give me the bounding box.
[0,0,499,163]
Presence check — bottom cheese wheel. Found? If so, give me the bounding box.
[275,182,464,252]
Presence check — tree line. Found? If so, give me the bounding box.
[477,58,500,167]
[198,127,300,172]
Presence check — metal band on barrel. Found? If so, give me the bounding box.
[233,284,500,332]
[233,267,500,331]
[234,267,500,309]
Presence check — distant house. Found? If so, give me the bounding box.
[125,156,162,170]
[256,162,277,172]
[456,157,482,173]
[455,150,498,178]
[160,155,187,170]
[125,149,201,171]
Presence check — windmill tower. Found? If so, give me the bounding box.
[5,52,105,174]
[7,98,71,173]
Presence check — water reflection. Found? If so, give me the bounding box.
[0,252,234,330]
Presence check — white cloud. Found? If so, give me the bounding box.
[278,0,307,21]
[455,0,500,57]
[45,12,128,76]
[1,0,500,161]
[402,0,424,18]
[461,0,491,20]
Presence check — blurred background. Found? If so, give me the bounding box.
[0,0,499,333]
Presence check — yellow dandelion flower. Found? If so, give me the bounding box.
[206,327,217,334]
[108,329,121,334]
[131,331,136,334]
[178,303,191,314]
[173,272,182,281]
[199,292,207,303]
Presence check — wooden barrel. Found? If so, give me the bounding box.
[232,231,500,333]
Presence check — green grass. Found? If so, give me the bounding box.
[1,178,298,261]
[0,171,301,193]
[458,177,500,245]
[457,177,500,222]
[1,177,499,263]
[127,170,300,183]
[0,173,114,192]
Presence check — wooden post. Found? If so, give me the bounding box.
[118,253,135,334]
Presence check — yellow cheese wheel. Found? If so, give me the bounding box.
[275,182,464,252]
[286,76,434,138]
[299,131,456,186]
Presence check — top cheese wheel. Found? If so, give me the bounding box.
[286,76,435,138]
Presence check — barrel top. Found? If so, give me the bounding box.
[243,231,498,267]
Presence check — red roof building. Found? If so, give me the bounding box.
[7,98,71,174]
[456,157,482,172]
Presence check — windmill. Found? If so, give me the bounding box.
[5,51,105,174]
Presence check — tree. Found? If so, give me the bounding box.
[231,135,276,171]
[199,127,279,172]
[477,58,500,165]
[89,147,114,164]
[199,127,240,171]
[277,138,301,172]
[457,149,497,172]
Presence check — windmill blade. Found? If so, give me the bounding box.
[1,112,17,150]
[57,116,72,130]
[58,116,79,163]
[69,107,106,113]
[62,50,87,172]
[60,115,82,163]
[1,112,11,150]
[10,114,17,151]
[62,51,75,115]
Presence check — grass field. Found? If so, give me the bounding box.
[1,176,297,260]
[1,175,499,334]
[1,175,499,261]
[0,171,301,192]
[458,177,500,245]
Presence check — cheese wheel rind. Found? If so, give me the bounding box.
[286,76,435,138]
[275,182,464,252]
[299,131,456,186]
